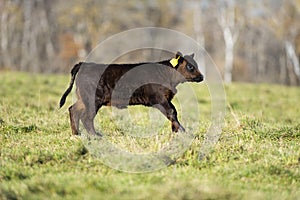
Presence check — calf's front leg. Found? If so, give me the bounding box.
[154,101,185,132]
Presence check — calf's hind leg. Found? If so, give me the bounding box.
[69,101,102,136]
[80,109,102,136]
[68,101,84,135]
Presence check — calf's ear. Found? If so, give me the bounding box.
[190,53,195,58]
[170,51,184,68]
[175,51,183,58]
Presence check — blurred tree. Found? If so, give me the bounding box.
[217,0,242,83]
[0,0,10,68]
[193,1,206,72]
[0,0,22,70]
[20,0,57,72]
[266,0,300,85]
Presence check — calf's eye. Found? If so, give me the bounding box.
[186,64,194,72]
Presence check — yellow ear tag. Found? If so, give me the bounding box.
[170,56,180,67]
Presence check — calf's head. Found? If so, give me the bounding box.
[170,51,204,83]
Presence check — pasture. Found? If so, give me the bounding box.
[0,72,299,199]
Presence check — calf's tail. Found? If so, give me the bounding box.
[59,62,82,108]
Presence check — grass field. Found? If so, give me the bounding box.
[0,71,299,200]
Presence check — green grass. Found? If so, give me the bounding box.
[0,71,299,200]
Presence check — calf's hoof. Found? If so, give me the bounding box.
[172,122,185,132]
[95,132,103,137]
[178,125,185,132]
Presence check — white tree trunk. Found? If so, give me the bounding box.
[218,0,238,83]
[21,1,32,71]
[285,40,300,79]
[223,26,234,83]
[1,7,9,67]
[193,1,205,74]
